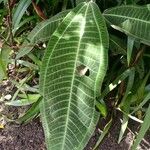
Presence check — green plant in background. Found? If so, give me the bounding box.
[0,0,150,149]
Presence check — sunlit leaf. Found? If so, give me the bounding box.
[39,2,109,149]
[101,68,135,98]
[96,101,107,117]
[5,94,41,106]
[16,10,70,59]
[103,5,150,46]
[118,108,143,123]
[118,115,129,143]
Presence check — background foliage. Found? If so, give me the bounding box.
[0,0,150,149]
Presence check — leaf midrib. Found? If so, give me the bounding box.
[61,3,89,150]
[13,0,31,28]
[104,13,150,24]
[41,3,87,149]
[77,2,105,149]
[104,18,149,45]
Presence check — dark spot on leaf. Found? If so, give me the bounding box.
[76,65,90,76]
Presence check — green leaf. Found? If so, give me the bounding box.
[103,5,150,46]
[96,101,107,117]
[27,53,42,67]
[118,69,135,143]
[16,10,70,59]
[131,71,150,104]
[12,16,35,34]
[17,60,39,70]
[124,0,135,4]
[117,108,143,123]
[131,92,150,114]
[137,72,150,102]
[131,104,150,150]
[136,58,145,79]
[93,118,112,149]
[118,114,129,143]
[109,34,126,55]
[18,93,40,99]
[145,84,150,93]
[62,0,69,11]
[127,36,134,66]
[0,0,7,4]
[144,54,150,58]
[118,95,132,143]
[101,68,134,98]
[0,46,11,82]
[5,94,41,106]
[76,0,86,5]
[40,2,109,150]
[70,0,75,7]
[10,75,33,101]
[128,114,143,123]
[120,68,135,106]
[12,0,32,32]
[48,0,59,6]
[16,98,41,124]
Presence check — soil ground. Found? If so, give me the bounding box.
[0,116,150,150]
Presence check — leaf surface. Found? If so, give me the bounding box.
[16,10,70,59]
[12,0,31,33]
[109,34,126,55]
[132,104,150,150]
[103,5,150,46]
[40,2,109,150]
[0,46,11,82]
